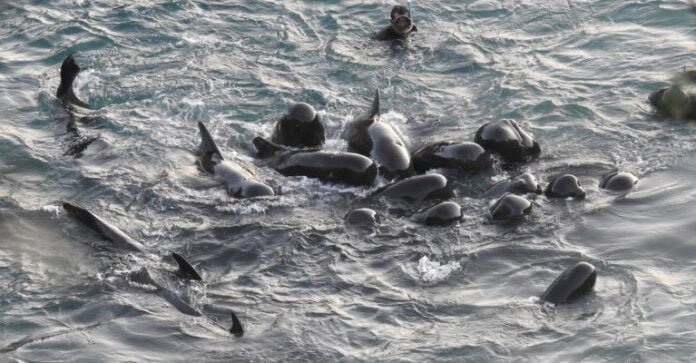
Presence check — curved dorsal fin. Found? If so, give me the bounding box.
[369,89,381,118]
[198,122,223,158]
[253,136,283,158]
[171,252,203,281]
[57,55,90,109]
[229,311,244,337]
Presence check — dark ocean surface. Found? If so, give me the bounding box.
[2,0,696,361]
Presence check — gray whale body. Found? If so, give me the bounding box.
[540,262,596,305]
[377,173,453,202]
[254,136,377,186]
[411,141,493,174]
[198,122,274,198]
[343,89,414,178]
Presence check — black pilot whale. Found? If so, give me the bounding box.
[55,55,98,157]
[254,136,378,186]
[62,202,244,337]
[57,55,90,109]
[343,89,414,178]
[271,102,325,148]
[197,121,274,198]
[540,262,596,306]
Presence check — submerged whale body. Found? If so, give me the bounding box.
[489,193,532,220]
[62,202,243,336]
[474,119,540,163]
[271,102,325,148]
[544,174,586,200]
[411,141,493,174]
[343,89,414,178]
[484,173,542,199]
[540,262,596,305]
[377,173,453,202]
[345,208,380,230]
[254,136,377,186]
[412,201,462,226]
[62,202,144,253]
[198,122,274,198]
[600,171,638,192]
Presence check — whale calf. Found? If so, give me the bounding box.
[343,89,414,178]
[254,136,377,186]
[540,262,596,305]
[198,122,274,198]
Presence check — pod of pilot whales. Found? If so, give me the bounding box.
[52,5,689,337]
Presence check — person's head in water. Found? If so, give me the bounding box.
[390,5,413,35]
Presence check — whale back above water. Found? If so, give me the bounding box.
[343,90,414,178]
[540,262,597,305]
[254,136,377,186]
[63,202,144,253]
[198,122,274,198]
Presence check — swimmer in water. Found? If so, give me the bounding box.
[374,5,418,41]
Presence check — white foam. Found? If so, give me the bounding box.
[40,205,62,218]
[417,256,461,283]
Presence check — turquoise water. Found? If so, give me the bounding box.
[2,0,696,361]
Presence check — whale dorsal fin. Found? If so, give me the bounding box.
[198,122,223,159]
[229,311,244,337]
[57,55,90,109]
[171,252,203,281]
[253,136,284,158]
[369,89,381,118]
[198,122,224,172]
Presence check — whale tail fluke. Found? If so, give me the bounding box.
[229,311,244,337]
[253,136,283,158]
[171,252,203,281]
[57,55,90,109]
[369,89,381,118]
